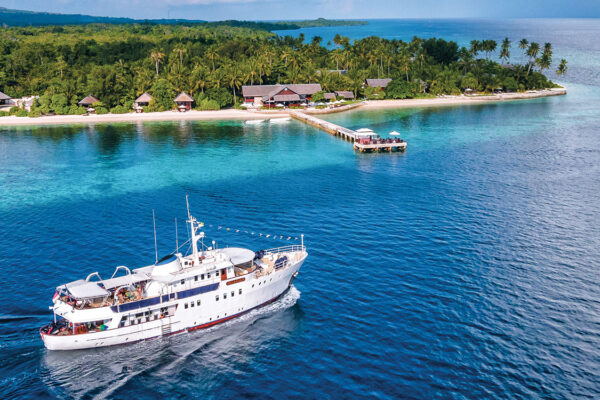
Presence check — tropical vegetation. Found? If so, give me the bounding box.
[0,23,567,117]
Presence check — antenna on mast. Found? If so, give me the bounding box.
[175,217,178,252]
[152,209,158,264]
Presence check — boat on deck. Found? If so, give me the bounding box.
[39,202,307,350]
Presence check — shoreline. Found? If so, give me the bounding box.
[361,88,567,110]
[0,88,566,127]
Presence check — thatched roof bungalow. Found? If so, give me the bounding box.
[365,78,392,89]
[335,91,354,100]
[134,92,153,107]
[174,92,194,111]
[78,95,100,107]
[323,93,336,101]
[0,91,12,105]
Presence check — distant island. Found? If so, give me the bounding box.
[0,7,367,30]
[0,20,566,121]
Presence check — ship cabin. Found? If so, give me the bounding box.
[42,247,260,337]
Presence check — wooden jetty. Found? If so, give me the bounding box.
[290,111,407,153]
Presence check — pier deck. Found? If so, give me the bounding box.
[290,111,406,153]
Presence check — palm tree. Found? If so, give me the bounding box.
[518,38,529,51]
[150,50,165,76]
[398,50,411,81]
[556,59,568,75]
[500,38,511,63]
[206,49,219,72]
[483,40,497,59]
[470,40,481,58]
[56,56,68,78]
[173,46,186,69]
[331,49,344,71]
[225,66,242,104]
[247,59,260,85]
[280,48,292,67]
[526,42,540,75]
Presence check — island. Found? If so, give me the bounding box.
[0,21,567,126]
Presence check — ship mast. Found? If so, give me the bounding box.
[186,195,203,261]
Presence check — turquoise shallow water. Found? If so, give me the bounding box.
[1,19,600,399]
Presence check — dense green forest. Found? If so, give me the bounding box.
[0,23,566,116]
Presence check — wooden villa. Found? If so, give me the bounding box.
[78,95,100,114]
[323,93,336,101]
[174,92,194,112]
[0,91,12,106]
[134,92,152,112]
[365,78,392,89]
[335,91,354,100]
[242,84,322,108]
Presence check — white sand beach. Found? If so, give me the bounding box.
[361,88,567,110]
[0,88,566,127]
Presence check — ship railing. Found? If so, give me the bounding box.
[263,245,306,256]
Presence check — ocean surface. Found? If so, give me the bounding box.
[1,19,599,399]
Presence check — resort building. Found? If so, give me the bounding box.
[78,95,100,107]
[134,93,153,109]
[335,91,354,100]
[242,84,322,107]
[78,95,100,114]
[365,78,392,89]
[174,92,194,111]
[0,91,13,107]
[324,91,355,101]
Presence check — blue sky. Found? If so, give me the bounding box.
[6,0,600,20]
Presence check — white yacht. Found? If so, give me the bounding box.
[40,205,307,351]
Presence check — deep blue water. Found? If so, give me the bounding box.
[1,19,600,399]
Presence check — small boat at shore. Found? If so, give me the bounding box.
[245,119,267,125]
[39,200,307,350]
[269,117,291,124]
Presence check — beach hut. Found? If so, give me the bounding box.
[174,92,194,112]
[0,91,12,106]
[134,93,152,112]
[365,78,392,89]
[335,91,354,100]
[78,95,100,107]
[323,93,336,101]
[78,95,100,114]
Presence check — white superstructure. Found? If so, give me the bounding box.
[40,205,307,351]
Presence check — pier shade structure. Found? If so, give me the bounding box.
[290,111,406,153]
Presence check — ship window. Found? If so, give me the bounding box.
[191,302,194,308]
[181,279,185,285]
[197,300,201,306]
[207,273,211,278]
[194,276,198,282]
[231,291,234,297]
[215,271,219,276]
[184,303,188,309]
[223,293,227,299]
[239,289,242,295]
[252,284,254,288]
[215,295,219,301]
[201,274,205,280]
